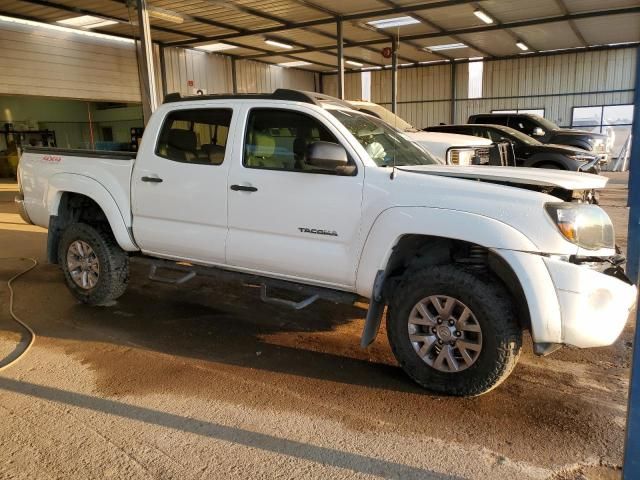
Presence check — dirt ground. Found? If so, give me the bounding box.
[0,174,635,480]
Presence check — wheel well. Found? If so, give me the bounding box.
[47,192,112,264]
[531,161,566,170]
[384,234,531,330]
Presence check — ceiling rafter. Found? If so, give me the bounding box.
[166,0,479,47]
[471,2,539,52]
[553,0,588,47]
[207,6,640,57]
[380,0,491,58]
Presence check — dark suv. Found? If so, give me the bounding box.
[424,124,600,172]
[468,113,609,160]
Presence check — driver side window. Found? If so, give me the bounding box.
[244,108,351,174]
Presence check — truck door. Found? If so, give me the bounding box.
[226,106,364,288]
[131,107,234,264]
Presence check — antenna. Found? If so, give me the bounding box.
[390,27,399,180]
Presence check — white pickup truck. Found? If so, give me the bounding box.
[16,89,636,396]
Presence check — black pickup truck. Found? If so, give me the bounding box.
[468,113,609,160]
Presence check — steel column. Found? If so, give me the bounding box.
[391,36,398,114]
[136,0,158,124]
[231,57,238,94]
[450,62,456,124]
[623,46,640,479]
[337,19,345,100]
[158,45,167,99]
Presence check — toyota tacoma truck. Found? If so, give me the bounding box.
[15,89,636,396]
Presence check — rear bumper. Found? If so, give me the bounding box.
[14,193,33,225]
[543,256,636,348]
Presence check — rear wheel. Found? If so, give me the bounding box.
[58,223,129,305]
[387,265,522,396]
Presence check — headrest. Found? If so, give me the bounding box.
[168,129,197,152]
[249,133,276,158]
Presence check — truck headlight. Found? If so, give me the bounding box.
[545,203,614,250]
[447,148,475,166]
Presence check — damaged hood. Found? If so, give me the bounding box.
[397,165,607,190]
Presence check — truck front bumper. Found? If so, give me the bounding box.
[543,256,636,348]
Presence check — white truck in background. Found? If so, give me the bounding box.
[348,100,508,166]
[16,89,636,396]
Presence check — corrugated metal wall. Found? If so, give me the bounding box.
[456,48,636,127]
[162,47,317,97]
[0,18,141,102]
[321,47,636,128]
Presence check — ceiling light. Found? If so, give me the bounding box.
[265,39,293,49]
[367,16,420,29]
[147,7,184,24]
[473,9,493,24]
[195,43,236,52]
[278,61,310,67]
[418,60,447,64]
[57,15,118,29]
[516,41,529,51]
[346,60,363,67]
[424,42,467,52]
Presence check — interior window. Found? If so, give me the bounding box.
[244,108,349,174]
[508,116,539,135]
[156,108,232,165]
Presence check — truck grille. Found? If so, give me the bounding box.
[474,147,491,165]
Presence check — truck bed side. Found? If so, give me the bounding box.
[18,147,138,251]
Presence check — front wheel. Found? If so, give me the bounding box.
[387,265,522,396]
[58,223,129,305]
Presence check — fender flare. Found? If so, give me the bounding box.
[355,207,561,347]
[47,173,138,251]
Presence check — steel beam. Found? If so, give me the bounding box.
[623,46,640,480]
[337,19,345,100]
[450,62,456,123]
[136,0,158,123]
[170,6,640,54]
[391,36,398,114]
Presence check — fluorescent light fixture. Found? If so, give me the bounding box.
[346,60,363,67]
[195,43,236,52]
[1,15,132,43]
[265,39,293,49]
[57,15,118,29]
[418,60,448,64]
[278,61,311,67]
[425,42,467,52]
[147,7,184,24]
[367,16,420,29]
[516,41,529,51]
[398,62,414,67]
[473,9,493,24]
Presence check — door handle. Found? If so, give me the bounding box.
[141,176,163,183]
[230,184,258,192]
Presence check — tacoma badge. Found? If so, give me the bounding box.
[298,227,338,237]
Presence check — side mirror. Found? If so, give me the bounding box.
[533,127,545,137]
[307,141,349,171]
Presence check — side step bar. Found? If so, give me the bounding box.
[133,256,359,310]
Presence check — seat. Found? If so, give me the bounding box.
[202,144,226,165]
[246,132,279,168]
[167,129,198,162]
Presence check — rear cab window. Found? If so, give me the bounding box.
[156,108,232,165]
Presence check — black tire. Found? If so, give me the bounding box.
[534,162,564,170]
[387,265,522,396]
[58,223,129,305]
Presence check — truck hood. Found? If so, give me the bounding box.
[551,128,607,140]
[396,165,607,190]
[406,131,492,147]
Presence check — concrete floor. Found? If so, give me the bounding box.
[0,174,634,480]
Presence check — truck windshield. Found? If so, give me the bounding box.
[530,115,558,131]
[329,109,442,167]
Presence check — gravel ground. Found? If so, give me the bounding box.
[0,175,634,480]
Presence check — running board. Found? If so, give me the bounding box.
[260,285,319,310]
[135,256,359,309]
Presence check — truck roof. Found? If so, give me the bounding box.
[163,89,352,109]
